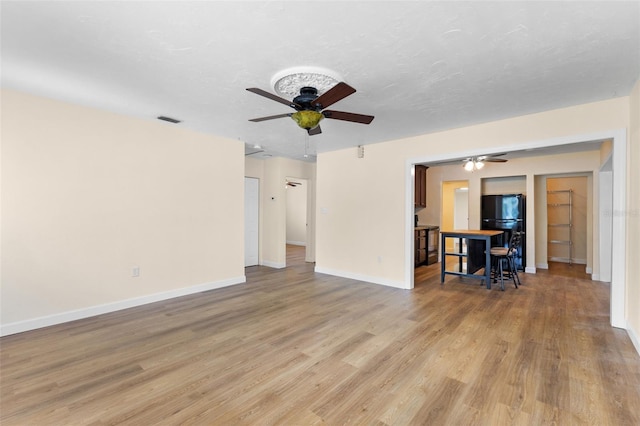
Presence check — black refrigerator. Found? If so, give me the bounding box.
[481,194,526,271]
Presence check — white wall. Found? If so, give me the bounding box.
[626,78,640,353]
[286,180,307,245]
[1,89,245,335]
[453,188,469,230]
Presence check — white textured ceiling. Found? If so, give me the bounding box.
[2,1,639,162]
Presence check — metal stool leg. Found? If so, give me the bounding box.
[511,257,520,287]
[507,256,519,288]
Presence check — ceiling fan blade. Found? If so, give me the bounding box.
[484,158,508,162]
[477,153,506,160]
[249,113,291,122]
[323,110,374,124]
[308,125,322,136]
[246,88,300,109]
[310,82,356,110]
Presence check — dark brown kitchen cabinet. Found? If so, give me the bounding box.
[415,165,428,207]
[415,229,427,266]
[415,226,439,267]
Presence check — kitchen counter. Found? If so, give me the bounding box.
[440,229,504,289]
[415,225,439,230]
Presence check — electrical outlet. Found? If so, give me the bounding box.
[132,267,140,277]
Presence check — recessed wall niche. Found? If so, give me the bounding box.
[481,175,526,195]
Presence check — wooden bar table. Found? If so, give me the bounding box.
[440,229,504,289]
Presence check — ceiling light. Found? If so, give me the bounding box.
[464,158,485,171]
[291,110,323,130]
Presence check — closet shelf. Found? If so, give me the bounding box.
[547,189,573,265]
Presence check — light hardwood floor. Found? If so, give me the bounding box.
[1,246,639,425]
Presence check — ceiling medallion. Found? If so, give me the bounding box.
[271,66,343,99]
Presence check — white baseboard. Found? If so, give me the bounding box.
[0,276,246,337]
[536,263,549,270]
[261,260,286,269]
[525,266,537,274]
[286,241,306,246]
[314,266,408,289]
[628,323,640,356]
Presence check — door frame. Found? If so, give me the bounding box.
[405,129,627,328]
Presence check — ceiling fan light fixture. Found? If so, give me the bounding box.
[291,110,324,130]
[463,156,491,171]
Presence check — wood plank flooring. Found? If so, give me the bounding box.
[1,246,639,425]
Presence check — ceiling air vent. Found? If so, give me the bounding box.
[157,116,181,124]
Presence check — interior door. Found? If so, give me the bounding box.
[454,188,469,230]
[244,177,259,267]
[442,181,469,254]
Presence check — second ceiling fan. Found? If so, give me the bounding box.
[463,154,507,171]
[246,82,374,135]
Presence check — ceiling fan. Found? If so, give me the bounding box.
[286,180,301,187]
[463,154,507,171]
[246,82,374,135]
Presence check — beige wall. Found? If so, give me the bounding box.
[316,96,628,288]
[1,89,245,333]
[245,156,316,267]
[627,78,640,351]
[316,146,409,287]
[481,176,526,195]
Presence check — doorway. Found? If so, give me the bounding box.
[442,181,469,254]
[546,175,588,267]
[454,187,469,230]
[404,129,626,328]
[285,177,308,260]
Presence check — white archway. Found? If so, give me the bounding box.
[405,129,626,328]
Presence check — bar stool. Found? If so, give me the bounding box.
[490,231,521,291]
